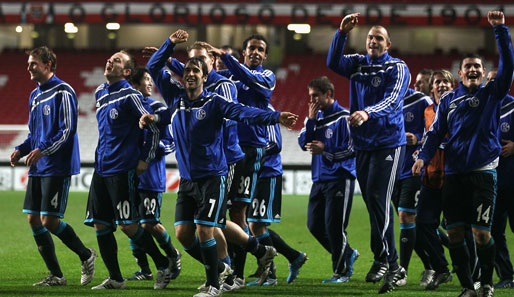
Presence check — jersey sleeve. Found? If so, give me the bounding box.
[488,24,514,101]
[216,95,279,125]
[326,30,361,79]
[147,38,183,105]
[168,58,185,77]
[220,53,275,98]
[127,94,160,163]
[297,117,316,151]
[418,95,449,164]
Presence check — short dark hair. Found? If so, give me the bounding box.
[120,50,137,77]
[27,46,57,72]
[459,53,483,69]
[222,45,240,59]
[418,68,433,77]
[242,34,269,54]
[187,42,213,58]
[308,76,335,97]
[185,57,208,78]
[128,66,149,86]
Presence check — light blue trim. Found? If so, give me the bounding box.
[194,219,217,227]
[174,220,194,226]
[256,232,270,241]
[53,220,67,235]
[445,222,467,230]
[96,228,113,237]
[400,222,416,230]
[398,207,417,214]
[31,225,48,236]
[471,224,492,231]
[213,176,226,227]
[233,197,251,203]
[40,211,64,218]
[116,219,138,225]
[200,238,216,248]
[84,218,113,228]
[140,218,160,224]
[267,177,276,220]
[23,209,40,215]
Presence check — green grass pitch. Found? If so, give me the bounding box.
[0,191,513,296]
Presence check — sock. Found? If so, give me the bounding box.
[268,228,300,263]
[222,256,231,267]
[52,221,91,262]
[129,239,151,274]
[130,226,168,269]
[477,238,496,286]
[232,243,247,279]
[184,236,204,263]
[200,238,219,289]
[399,223,416,272]
[155,230,178,259]
[97,229,123,282]
[449,241,474,289]
[32,225,62,278]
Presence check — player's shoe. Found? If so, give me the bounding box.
[91,278,126,289]
[425,271,452,290]
[255,246,277,285]
[419,269,435,287]
[80,248,97,285]
[478,284,494,297]
[219,262,233,287]
[233,277,245,289]
[154,266,172,289]
[126,270,153,281]
[494,279,514,289]
[249,265,264,278]
[33,274,67,286]
[194,285,221,297]
[378,266,406,294]
[221,274,237,292]
[170,249,182,280]
[322,274,349,283]
[458,288,477,297]
[263,276,278,286]
[343,249,360,278]
[366,262,389,283]
[287,252,308,283]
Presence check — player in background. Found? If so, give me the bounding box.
[413,11,514,297]
[216,45,240,71]
[327,13,410,294]
[298,76,358,284]
[415,69,454,291]
[486,69,514,290]
[10,46,96,287]
[246,104,307,286]
[391,86,432,286]
[124,66,181,282]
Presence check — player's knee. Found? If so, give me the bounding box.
[27,213,42,227]
[119,223,138,236]
[447,227,465,243]
[472,229,491,245]
[249,222,265,236]
[40,215,59,231]
[175,225,194,246]
[399,211,416,223]
[141,222,156,233]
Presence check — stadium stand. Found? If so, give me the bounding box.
[0,49,502,164]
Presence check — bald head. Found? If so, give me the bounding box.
[366,26,391,59]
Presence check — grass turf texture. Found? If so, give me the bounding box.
[0,191,513,297]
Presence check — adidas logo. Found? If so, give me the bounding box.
[219,218,225,224]
[274,214,281,219]
[335,191,344,197]
[385,155,393,161]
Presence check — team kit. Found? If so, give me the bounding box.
[9,10,514,297]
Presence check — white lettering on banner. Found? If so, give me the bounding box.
[0,3,512,26]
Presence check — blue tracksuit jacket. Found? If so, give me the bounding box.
[418,25,514,174]
[498,95,514,189]
[327,30,410,150]
[94,79,159,177]
[16,74,80,176]
[298,100,356,182]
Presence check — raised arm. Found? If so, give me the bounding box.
[487,11,514,100]
[327,13,361,78]
[220,53,275,98]
[146,30,188,104]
